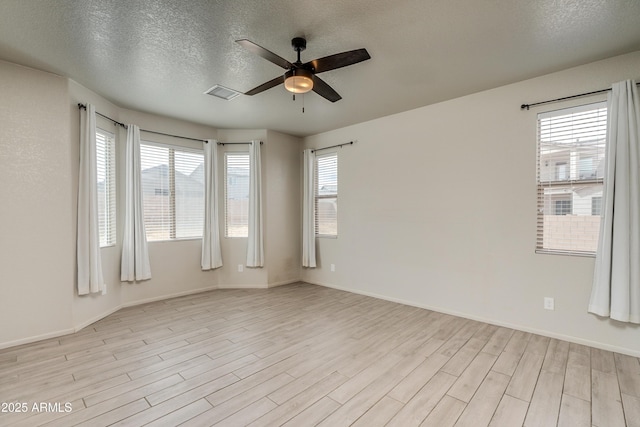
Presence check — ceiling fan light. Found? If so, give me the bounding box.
[284,69,314,94]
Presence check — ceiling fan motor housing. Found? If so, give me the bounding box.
[291,37,307,52]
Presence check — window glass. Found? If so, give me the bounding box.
[96,128,116,247]
[140,142,204,241]
[315,152,338,237]
[536,102,607,255]
[225,153,250,237]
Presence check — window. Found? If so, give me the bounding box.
[225,153,250,237]
[592,196,602,216]
[536,102,607,255]
[315,152,338,237]
[140,142,204,241]
[96,128,116,247]
[555,162,568,180]
[554,199,572,216]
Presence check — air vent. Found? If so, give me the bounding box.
[204,85,242,101]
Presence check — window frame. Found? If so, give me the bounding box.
[96,127,116,248]
[535,101,607,257]
[315,151,338,238]
[139,140,205,242]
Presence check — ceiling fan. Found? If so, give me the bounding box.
[236,37,371,102]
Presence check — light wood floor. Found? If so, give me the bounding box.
[1,283,639,426]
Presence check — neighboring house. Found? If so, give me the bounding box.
[141,164,205,240]
[539,139,604,216]
[539,138,605,252]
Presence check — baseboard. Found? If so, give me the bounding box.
[304,280,640,358]
[267,278,302,288]
[0,327,76,351]
[120,285,220,308]
[217,283,269,289]
[74,305,124,332]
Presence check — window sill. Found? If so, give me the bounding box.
[535,249,595,258]
[147,237,203,243]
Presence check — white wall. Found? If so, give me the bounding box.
[302,50,640,356]
[0,60,75,346]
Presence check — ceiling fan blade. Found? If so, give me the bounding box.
[311,75,342,102]
[245,75,285,96]
[236,39,293,69]
[305,48,371,74]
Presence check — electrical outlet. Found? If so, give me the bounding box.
[544,297,555,310]
[330,264,335,272]
[238,264,243,272]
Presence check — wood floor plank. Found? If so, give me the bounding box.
[505,351,544,402]
[542,339,570,375]
[492,350,521,377]
[591,347,616,373]
[523,370,564,426]
[420,395,466,427]
[387,353,450,403]
[563,347,591,402]
[184,373,295,426]
[144,356,253,406]
[482,327,515,356]
[143,399,213,427]
[316,364,408,427]
[614,352,640,397]
[447,352,498,403]
[352,395,404,427]
[454,370,511,427]
[441,337,487,377]
[558,393,591,427]
[488,394,529,427]
[280,396,340,427]
[386,371,457,427]
[251,371,348,426]
[592,368,626,427]
[622,393,640,427]
[212,397,277,427]
[0,283,638,427]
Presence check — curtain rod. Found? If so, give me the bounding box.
[311,141,353,153]
[216,141,263,146]
[520,81,640,110]
[78,103,127,128]
[78,103,206,142]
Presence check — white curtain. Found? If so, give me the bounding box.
[246,140,264,267]
[202,139,223,270]
[302,149,317,267]
[77,104,106,295]
[121,124,152,281]
[589,80,640,323]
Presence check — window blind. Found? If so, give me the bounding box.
[536,102,607,255]
[225,152,250,237]
[316,152,338,236]
[96,128,116,247]
[140,142,204,241]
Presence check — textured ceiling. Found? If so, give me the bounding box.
[1,0,640,137]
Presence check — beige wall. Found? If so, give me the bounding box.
[0,60,75,345]
[265,130,302,286]
[302,50,640,356]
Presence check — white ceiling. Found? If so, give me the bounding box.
[1,0,640,137]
